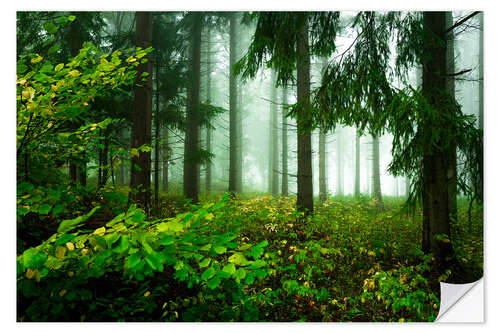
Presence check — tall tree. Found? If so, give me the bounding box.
[372,134,382,203]
[318,129,327,202]
[205,24,212,193]
[269,71,279,196]
[183,13,203,203]
[296,14,314,212]
[153,54,161,211]
[445,11,457,222]
[228,12,239,193]
[354,129,361,197]
[336,128,343,196]
[281,85,289,196]
[130,12,153,211]
[420,11,455,267]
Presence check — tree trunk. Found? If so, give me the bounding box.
[336,127,343,196]
[372,134,382,203]
[446,11,457,223]
[69,11,81,185]
[319,130,327,202]
[296,14,314,214]
[205,24,212,193]
[354,130,360,197]
[162,127,169,192]
[130,11,153,211]
[183,13,202,203]
[281,85,289,196]
[236,71,244,192]
[270,71,279,196]
[421,11,455,269]
[228,12,238,193]
[154,58,160,211]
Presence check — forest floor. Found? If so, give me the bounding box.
[17,189,483,322]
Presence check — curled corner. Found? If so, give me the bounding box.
[436,277,484,322]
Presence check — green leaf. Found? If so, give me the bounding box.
[207,276,221,289]
[251,246,264,259]
[222,263,236,275]
[52,204,64,215]
[54,234,75,246]
[213,246,227,254]
[57,206,99,233]
[201,267,215,281]
[160,235,174,245]
[255,269,267,279]
[44,22,58,34]
[199,257,211,268]
[256,240,269,248]
[68,15,76,22]
[234,268,247,280]
[48,44,60,55]
[54,63,64,72]
[228,252,247,265]
[125,252,142,268]
[38,203,51,215]
[217,270,231,279]
[244,272,255,284]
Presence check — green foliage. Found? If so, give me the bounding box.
[17,194,269,321]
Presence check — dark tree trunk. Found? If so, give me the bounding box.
[296,14,314,214]
[228,12,238,193]
[421,11,455,269]
[236,73,244,192]
[270,71,279,196]
[183,13,202,203]
[372,134,382,203]
[446,11,457,223]
[355,130,360,197]
[205,24,212,193]
[281,85,289,196]
[162,127,169,192]
[130,11,153,211]
[154,59,160,211]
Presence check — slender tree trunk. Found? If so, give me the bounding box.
[296,13,314,214]
[270,71,279,196]
[336,127,343,196]
[130,11,153,211]
[205,24,212,193]
[372,134,382,203]
[421,11,455,269]
[228,12,238,193]
[446,11,457,223]
[162,127,169,192]
[236,74,244,192]
[118,157,125,185]
[281,85,289,196]
[319,130,327,202]
[154,59,160,211]
[355,130,360,197]
[183,13,202,203]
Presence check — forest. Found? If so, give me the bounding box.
[16,11,483,322]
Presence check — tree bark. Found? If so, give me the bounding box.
[336,127,343,196]
[354,130,360,197]
[183,12,202,203]
[228,12,238,193]
[270,71,279,196]
[446,11,457,223]
[130,11,153,211]
[205,24,212,193]
[281,85,289,196]
[421,11,455,269]
[162,127,169,192]
[154,58,160,211]
[372,134,382,203]
[296,14,314,214]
